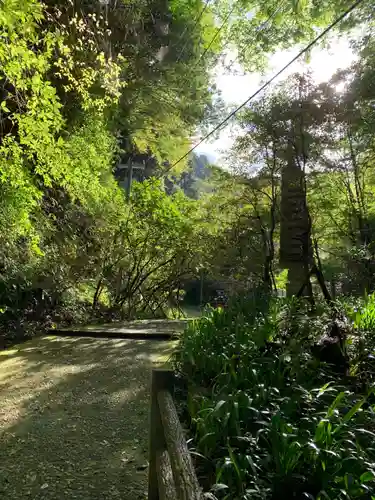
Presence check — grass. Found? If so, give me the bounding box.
[0,335,174,499]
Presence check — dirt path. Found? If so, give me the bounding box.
[0,335,175,499]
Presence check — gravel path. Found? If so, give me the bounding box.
[0,335,174,499]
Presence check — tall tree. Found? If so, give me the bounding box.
[218,0,370,71]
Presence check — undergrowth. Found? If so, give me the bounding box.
[173,291,375,500]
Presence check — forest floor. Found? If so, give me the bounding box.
[0,333,176,499]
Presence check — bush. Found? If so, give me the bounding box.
[174,292,375,500]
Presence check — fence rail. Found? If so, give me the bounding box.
[148,369,203,500]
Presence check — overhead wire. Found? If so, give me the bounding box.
[193,2,237,68]
[143,1,235,114]
[225,0,286,72]
[146,2,278,120]
[176,0,211,63]
[164,0,366,172]
[150,2,284,114]
[168,0,211,62]
[121,0,212,106]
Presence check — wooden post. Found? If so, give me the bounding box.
[126,156,133,202]
[148,369,174,500]
[156,449,177,500]
[117,156,145,201]
[157,390,203,500]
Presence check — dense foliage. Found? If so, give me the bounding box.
[1,0,373,333]
[218,0,372,71]
[0,0,228,342]
[174,294,375,499]
[203,23,374,299]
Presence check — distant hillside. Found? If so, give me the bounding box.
[114,152,222,200]
[173,153,217,199]
[191,154,211,179]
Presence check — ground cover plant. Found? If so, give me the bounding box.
[174,292,375,500]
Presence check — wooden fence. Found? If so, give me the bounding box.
[148,369,203,500]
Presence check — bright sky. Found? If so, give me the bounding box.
[196,37,357,162]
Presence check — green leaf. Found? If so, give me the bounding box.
[308,441,320,454]
[342,397,366,423]
[317,382,333,398]
[245,454,257,476]
[360,471,375,483]
[211,483,229,492]
[214,400,226,413]
[326,391,345,417]
[227,444,242,482]
[0,101,10,112]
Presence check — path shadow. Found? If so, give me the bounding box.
[0,336,174,500]
[51,319,189,340]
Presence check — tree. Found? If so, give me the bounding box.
[218,0,370,71]
[226,23,375,299]
[0,0,227,335]
[229,77,319,296]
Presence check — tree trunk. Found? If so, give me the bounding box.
[92,278,103,309]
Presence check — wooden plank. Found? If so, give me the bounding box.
[48,328,178,341]
[156,449,177,500]
[157,389,203,500]
[148,369,174,500]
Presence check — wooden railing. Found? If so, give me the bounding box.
[148,369,203,500]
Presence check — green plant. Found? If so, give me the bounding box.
[174,294,375,499]
[351,293,375,332]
